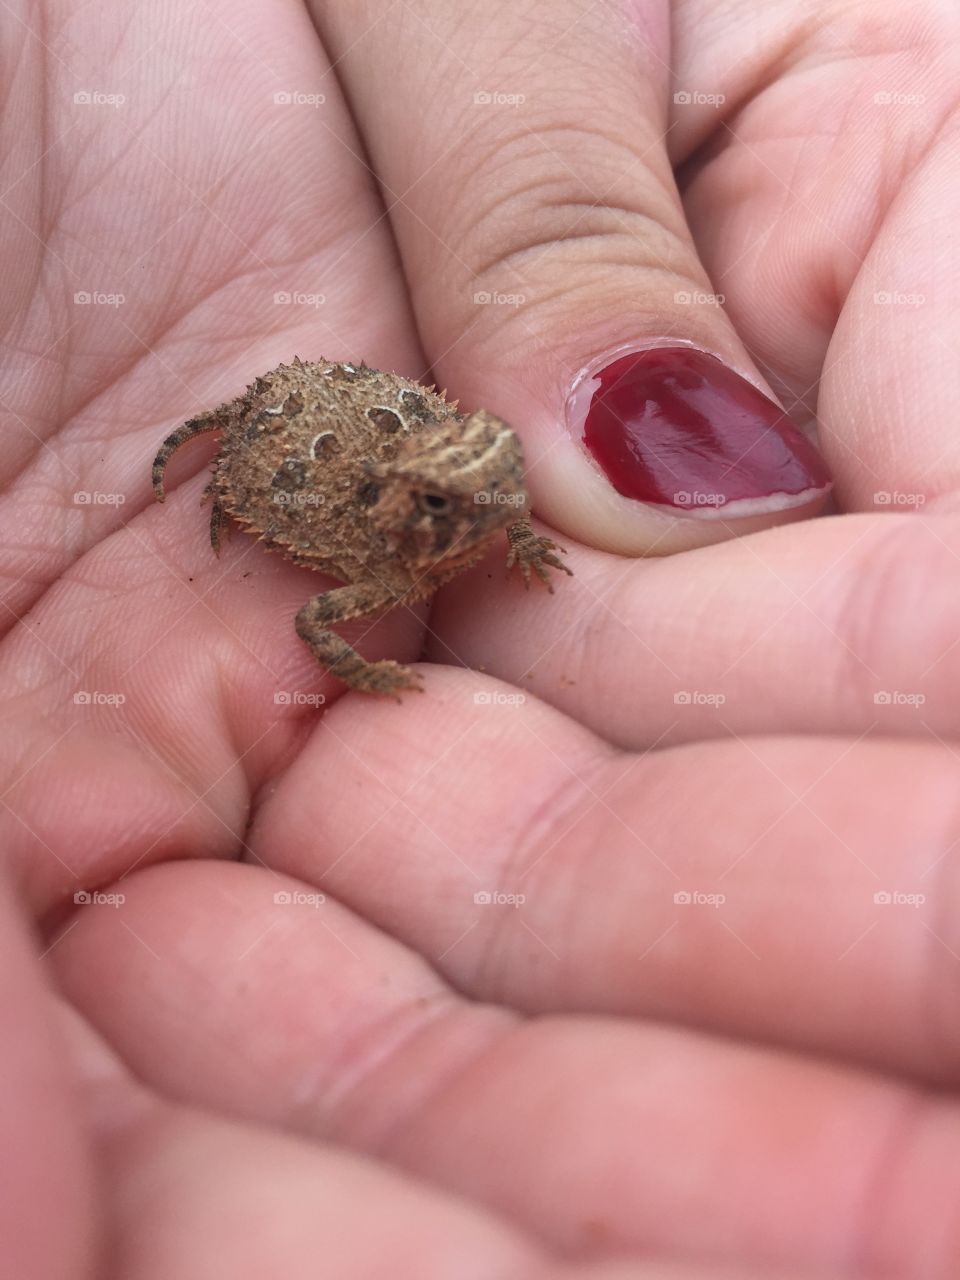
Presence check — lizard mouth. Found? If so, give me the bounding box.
[422,526,502,577]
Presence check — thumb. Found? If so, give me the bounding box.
[312,0,832,555]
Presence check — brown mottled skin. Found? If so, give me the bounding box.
[151,358,570,697]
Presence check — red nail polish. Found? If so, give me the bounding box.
[577,347,831,516]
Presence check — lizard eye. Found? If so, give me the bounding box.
[416,491,452,515]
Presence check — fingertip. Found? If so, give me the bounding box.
[490,341,832,556]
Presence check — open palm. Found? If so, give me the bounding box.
[3,2,959,1278]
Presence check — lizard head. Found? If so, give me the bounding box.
[365,409,528,574]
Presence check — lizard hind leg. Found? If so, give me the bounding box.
[151,409,225,502]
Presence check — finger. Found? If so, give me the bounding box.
[53,859,960,1276]
[64,1000,842,1280]
[823,128,960,513]
[310,0,831,556]
[243,667,960,1084]
[59,1004,560,1280]
[0,874,95,1280]
[673,2,960,511]
[431,511,960,748]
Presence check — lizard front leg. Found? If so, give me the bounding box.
[201,478,230,555]
[295,579,423,699]
[506,513,572,592]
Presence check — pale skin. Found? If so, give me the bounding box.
[2,1,959,1278]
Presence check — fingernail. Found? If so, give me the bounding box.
[572,346,832,517]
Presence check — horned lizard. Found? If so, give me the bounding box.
[151,358,571,697]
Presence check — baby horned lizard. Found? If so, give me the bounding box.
[152,358,571,697]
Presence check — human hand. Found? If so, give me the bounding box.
[2,0,958,1277]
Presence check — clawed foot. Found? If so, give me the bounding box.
[506,526,573,593]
